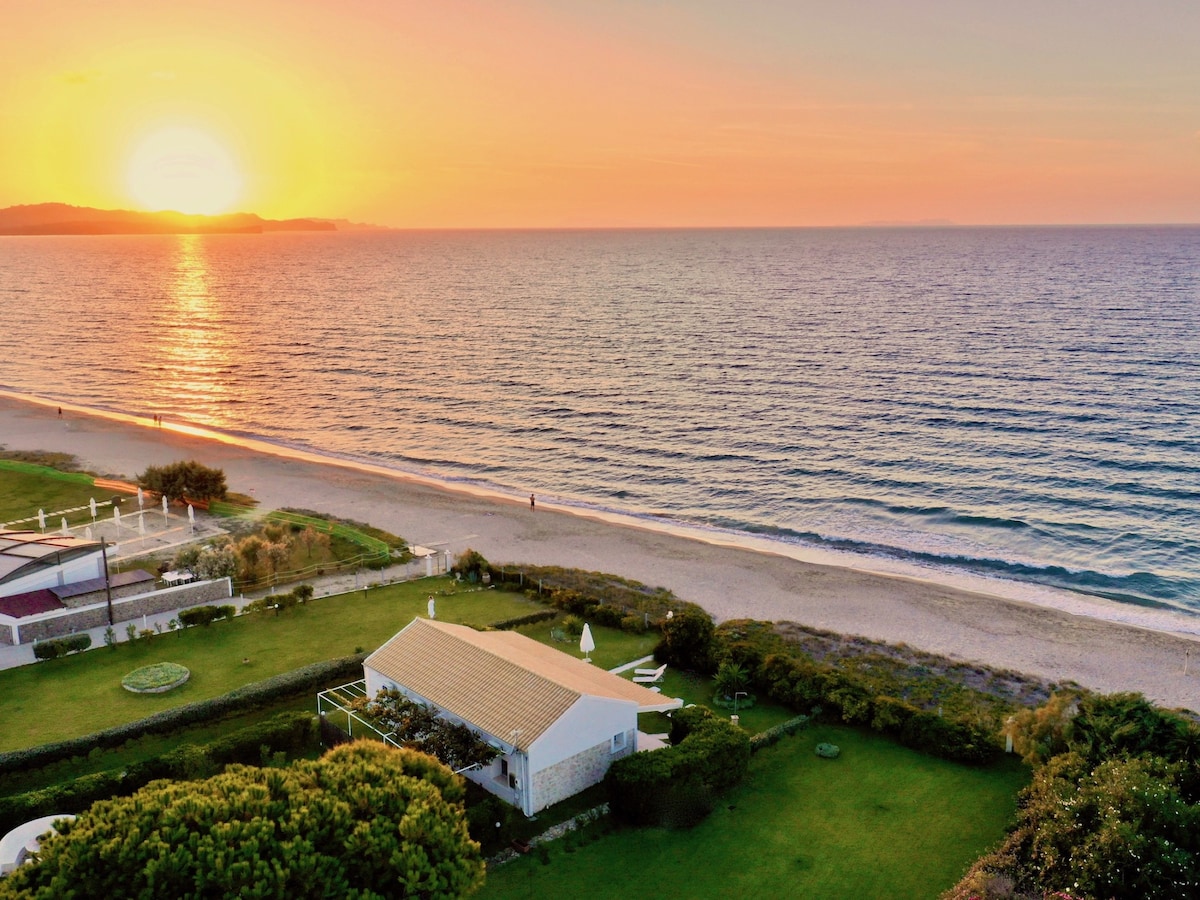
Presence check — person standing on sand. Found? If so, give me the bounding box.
[530,493,536,511]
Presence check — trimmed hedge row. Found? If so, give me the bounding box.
[0,654,365,777]
[177,604,236,627]
[606,706,751,826]
[490,610,557,630]
[33,633,92,660]
[748,714,810,754]
[0,712,317,835]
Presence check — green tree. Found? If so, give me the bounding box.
[137,460,228,501]
[654,606,717,674]
[0,741,484,900]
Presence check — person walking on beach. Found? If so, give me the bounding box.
[530,493,536,511]
[57,407,62,418]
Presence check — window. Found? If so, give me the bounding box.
[611,731,627,753]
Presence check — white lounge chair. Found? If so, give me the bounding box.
[632,664,667,683]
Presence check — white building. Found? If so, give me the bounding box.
[0,529,104,599]
[363,618,681,816]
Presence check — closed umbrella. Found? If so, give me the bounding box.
[580,623,595,663]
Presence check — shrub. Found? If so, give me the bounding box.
[491,610,557,630]
[607,707,750,826]
[654,607,717,674]
[620,614,647,634]
[32,633,92,660]
[177,604,235,627]
[815,743,841,758]
[560,615,583,636]
[749,715,809,753]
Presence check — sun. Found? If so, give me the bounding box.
[125,126,243,215]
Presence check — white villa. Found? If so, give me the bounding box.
[350,618,681,816]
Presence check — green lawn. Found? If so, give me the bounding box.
[0,467,103,526]
[513,618,659,671]
[0,578,543,752]
[481,724,1027,900]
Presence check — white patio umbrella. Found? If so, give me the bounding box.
[60,517,69,536]
[37,509,45,532]
[162,495,169,521]
[137,486,144,509]
[580,623,595,663]
[113,505,121,534]
[89,497,97,521]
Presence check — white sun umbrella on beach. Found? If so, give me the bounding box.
[37,509,45,532]
[580,623,595,663]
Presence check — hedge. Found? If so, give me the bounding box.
[0,655,365,777]
[606,706,750,826]
[0,712,318,835]
[755,652,1002,764]
[748,714,810,754]
[33,633,92,660]
[490,610,557,630]
[177,604,236,627]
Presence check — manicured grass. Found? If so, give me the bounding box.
[0,578,543,752]
[480,724,1028,900]
[0,468,103,525]
[514,618,659,671]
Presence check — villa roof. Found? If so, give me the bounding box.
[365,618,679,751]
[0,529,101,589]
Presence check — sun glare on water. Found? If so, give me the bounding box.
[126,126,243,215]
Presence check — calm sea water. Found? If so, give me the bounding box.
[2,227,1198,614]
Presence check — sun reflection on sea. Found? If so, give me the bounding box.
[159,235,239,427]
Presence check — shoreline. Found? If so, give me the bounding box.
[1,390,1198,711]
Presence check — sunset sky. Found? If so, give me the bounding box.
[3,0,1197,228]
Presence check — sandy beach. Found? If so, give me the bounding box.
[2,391,1198,713]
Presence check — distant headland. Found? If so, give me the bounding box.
[0,203,389,236]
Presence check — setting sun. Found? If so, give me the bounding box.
[125,126,242,215]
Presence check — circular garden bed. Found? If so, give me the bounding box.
[122,662,190,694]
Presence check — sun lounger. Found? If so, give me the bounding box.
[632,664,667,683]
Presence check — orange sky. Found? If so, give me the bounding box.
[2,0,1197,227]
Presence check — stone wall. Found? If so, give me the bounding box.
[11,578,232,644]
[59,577,156,609]
[532,727,635,812]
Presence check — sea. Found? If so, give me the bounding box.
[1,226,1198,627]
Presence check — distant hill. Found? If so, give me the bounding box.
[0,203,387,235]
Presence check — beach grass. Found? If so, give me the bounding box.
[0,467,103,525]
[0,577,543,752]
[480,723,1028,900]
